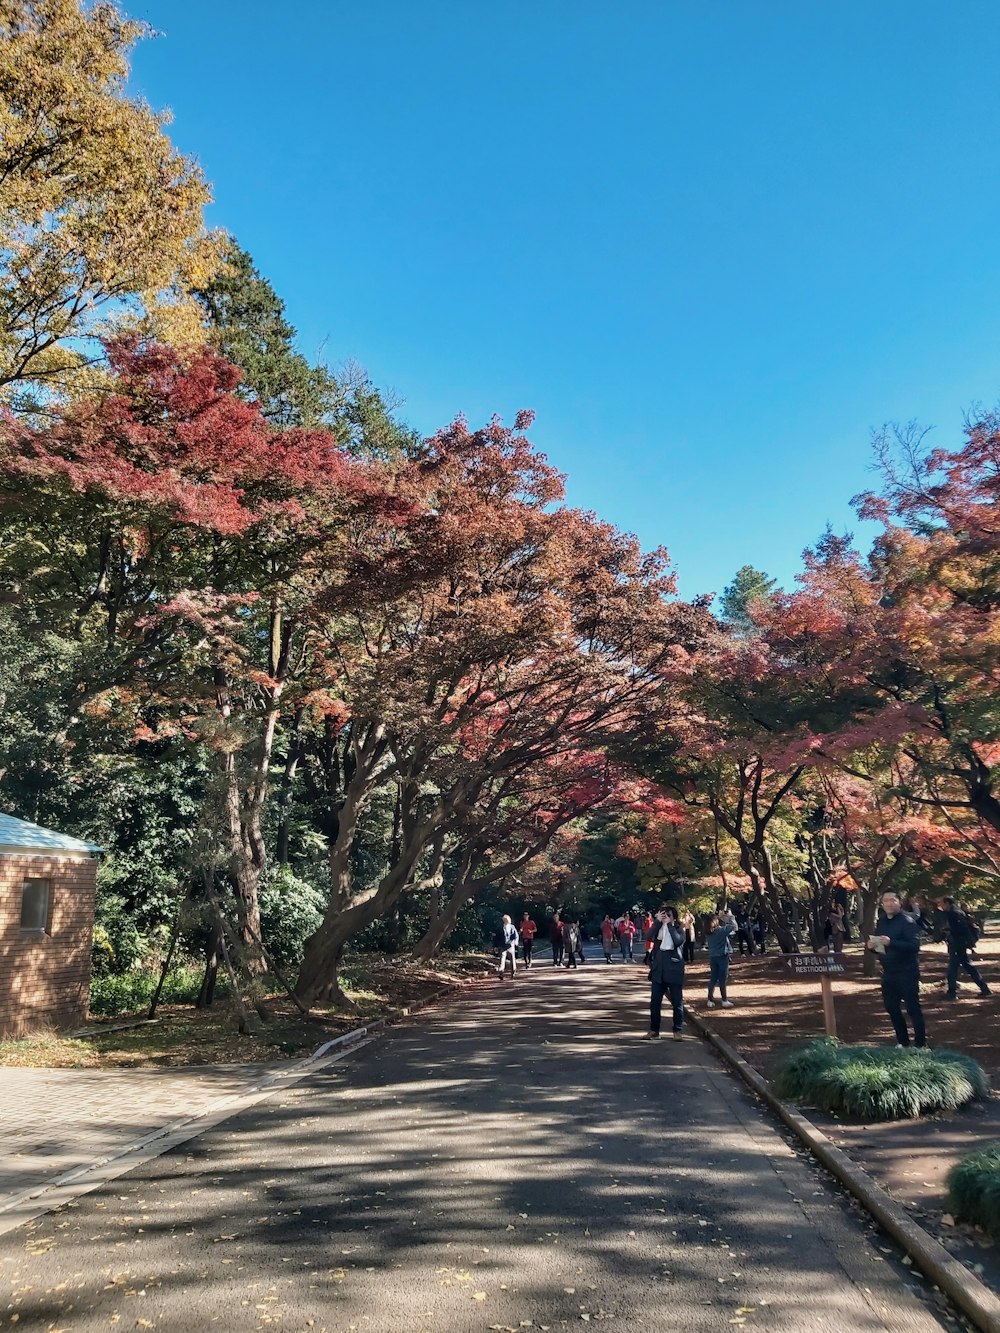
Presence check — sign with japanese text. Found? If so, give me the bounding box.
[786,953,846,976]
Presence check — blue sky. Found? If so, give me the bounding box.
[127,1,1000,601]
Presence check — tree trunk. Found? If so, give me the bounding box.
[197,924,222,1008]
[385,787,404,953]
[213,608,293,973]
[860,883,880,978]
[214,664,267,974]
[411,844,472,961]
[746,848,798,953]
[149,893,184,1018]
[410,883,468,960]
[275,708,304,865]
[295,816,437,1004]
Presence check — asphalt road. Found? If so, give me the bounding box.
[0,960,964,1333]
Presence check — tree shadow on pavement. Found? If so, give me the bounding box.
[0,968,956,1332]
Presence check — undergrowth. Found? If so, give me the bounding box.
[89,965,229,1017]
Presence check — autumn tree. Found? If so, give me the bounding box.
[758,436,1000,911]
[409,749,619,960]
[289,413,690,1003]
[0,0,217,406]
[0,338,371,971]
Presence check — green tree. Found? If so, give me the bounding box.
[193,242,420,461]
[192,241,340,428]
[718,565,777,635]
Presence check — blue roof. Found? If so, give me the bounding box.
[0,812,101,854]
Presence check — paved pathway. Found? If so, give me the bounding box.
[0,965,963,1332]
[0,1062,286,1222]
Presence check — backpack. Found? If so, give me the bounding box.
[956,913,980,948]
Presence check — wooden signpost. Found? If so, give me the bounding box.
[786,952,846,1037]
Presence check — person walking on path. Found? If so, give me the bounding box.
[600,914,616,963]
[549,913,564,967]
[939,895,990,999]
[828,900,847,954]
[868,891,926,1047]
[705,909,737,1007]
[519,913,538,969]
[734,904,752,956]
[562,916,581,969]
[643,905,686,1040]
[497,915,519,981]
[680,908,697,963]
[617,913,636,963]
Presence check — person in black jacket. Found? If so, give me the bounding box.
[549,913,564,967]
[939,896,990,1000]
[643,905,686,1040]
[868,891,926,1047]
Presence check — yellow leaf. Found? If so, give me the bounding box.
[472,1292,487,1301]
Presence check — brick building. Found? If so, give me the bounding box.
[0,813,100,1037]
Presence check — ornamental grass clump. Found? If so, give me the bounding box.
[947,1142,1000,1239]
[772,1038,989,1120]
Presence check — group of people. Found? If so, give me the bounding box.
[641,905,741,1039]
[494,911,584,979]
[599,908,705,964]
[494,890,991,1050]
[496,903,740,1037]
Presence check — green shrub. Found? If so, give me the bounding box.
[259,867,325,967]
[772,1037,989,1120]
[91,892,152,976]
[89,964,228,1017]
[947,1142,1000,1238]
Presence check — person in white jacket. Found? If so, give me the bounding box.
[497,915,519,981]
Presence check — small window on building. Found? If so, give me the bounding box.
[20,878,51,932]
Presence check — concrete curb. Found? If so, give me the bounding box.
[688,1010,1000,1333]
[0,974,471,1238]
[303,976,466,1061]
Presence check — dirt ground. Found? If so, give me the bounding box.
[689,934,1000,1295]
[0,955,486,1069]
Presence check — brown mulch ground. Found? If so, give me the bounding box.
[0,955,489,1069]
[689,935,1000,1295]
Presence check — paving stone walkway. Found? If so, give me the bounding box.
[0,1061,282,1218]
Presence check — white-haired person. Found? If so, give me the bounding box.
[497,914,519,981]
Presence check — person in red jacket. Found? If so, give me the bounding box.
[600,914,616,963]
[616,912,636,962]
[519,913,538,968]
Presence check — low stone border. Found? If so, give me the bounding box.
[688,1011,1000,1333]
[0,976,470,1238]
